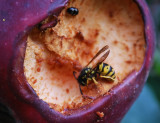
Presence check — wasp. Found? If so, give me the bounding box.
[67,7,79,16]
[73,45,116,99]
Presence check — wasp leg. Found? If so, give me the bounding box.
[79,84,95,100]
[86,79,92,86]
[92,77,98,85]
[79,84,84,96]
[87,79,89,87]
[100,75,115,81]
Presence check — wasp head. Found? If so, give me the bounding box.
[76,67,92,86]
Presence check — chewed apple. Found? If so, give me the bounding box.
[0,0,155,122]
[24,0,145,112]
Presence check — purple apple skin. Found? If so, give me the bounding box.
[0,0,155,123]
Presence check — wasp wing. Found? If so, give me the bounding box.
[85,45,110,68]
[92,50,110,69]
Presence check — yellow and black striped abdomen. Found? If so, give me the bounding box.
[97,63,116,81]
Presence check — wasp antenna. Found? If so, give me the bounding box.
[73,71,78,79]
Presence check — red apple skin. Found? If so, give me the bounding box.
[0,0,155,123]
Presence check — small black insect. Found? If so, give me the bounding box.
[67,7,79,16]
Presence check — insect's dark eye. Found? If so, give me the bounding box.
[67,7,79,16]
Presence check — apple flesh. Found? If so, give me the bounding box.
[24,0,146,112]
[0,0,155,122]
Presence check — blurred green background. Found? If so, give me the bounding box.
[122,0,160,122]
